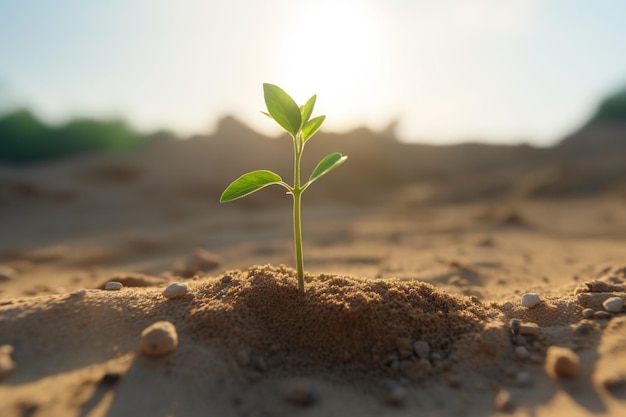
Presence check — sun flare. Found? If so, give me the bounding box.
[278,1,382,124]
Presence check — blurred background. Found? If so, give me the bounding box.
[2,0,626,148]
[0,0,625,195]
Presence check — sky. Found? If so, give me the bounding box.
[1,0,625,146]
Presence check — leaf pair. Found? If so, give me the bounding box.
[220,151,347,202]
[263,84,325,143]
[220,83,347,203]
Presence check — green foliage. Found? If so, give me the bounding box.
[592,87,626,123]
[220,170,283,202]
[220,83,348,293]
[0,109,163,164]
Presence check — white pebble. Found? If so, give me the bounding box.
[140,321,178,357]
[413,340,430,359]
[104,281,123,291]
[162,282,188,299]
[521,293,541,308]
[602,297,624,313]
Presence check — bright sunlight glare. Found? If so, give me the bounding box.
[276,1,386,128]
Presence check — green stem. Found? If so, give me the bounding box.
[293,134,305,293]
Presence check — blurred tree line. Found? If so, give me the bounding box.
[591,87,626,124]
[0,108,174,164]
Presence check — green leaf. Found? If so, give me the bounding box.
[309,152,347,183]
[302,115,325,142]
[300,95,316,126]
[220,170,283,202]
[263,83,301,136]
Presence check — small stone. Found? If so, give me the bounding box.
[0,345,15,379]
[602,297,624,313]
[140,321,178,357]
[413,340,431,359]
[509,318,521,335]
[515,371,532,387]
[395,337,414,359]
[285,380,319,406]
[582,308,595,319]
[519,322,540,337]
[220,275,232,284]
[71,289,87,297]
[162,282,188,299]
[575,322,593,335]
[594,311,612,320]
[104,281,123,291]
[521,293,541,308]
[515,346,530,360]
[494,389,514,412]
[545,346,579,379]
[382,380,406,406]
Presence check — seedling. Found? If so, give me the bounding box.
[220,83,347,293]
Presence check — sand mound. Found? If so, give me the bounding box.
[188,265,501,372]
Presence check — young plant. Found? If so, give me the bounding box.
[220,83,347,293]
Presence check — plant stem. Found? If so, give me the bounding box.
[293,135,305,293]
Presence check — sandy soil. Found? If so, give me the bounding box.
[0,131,625,416]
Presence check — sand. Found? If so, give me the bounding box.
[1,127,626,416]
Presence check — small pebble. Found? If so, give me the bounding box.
[521,293,541,308]
[509,319,521,335]
[395,337,413,359]
[594,311,612,320]
[382,380,406,406]
[602,297,624,313]
[494,389,514,412]
[104,281,123,291]
[285,380,319,406]
[515,346,530,360]
[582,308,595,319]
[519,322,540,337]
[545,346,579,379]
[162,282,188,299]
[0,345,15,379]
[140,321,178,357]
[220,275,232,284]
[413,340,430,359]
[515,371,533,387]
[575,322,593,335]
